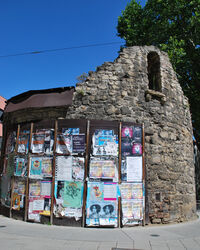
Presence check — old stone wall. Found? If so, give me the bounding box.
[3,46,196,224]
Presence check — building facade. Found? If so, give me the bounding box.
[0,46,196,226]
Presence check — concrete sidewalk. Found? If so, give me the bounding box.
[0,214,200,250]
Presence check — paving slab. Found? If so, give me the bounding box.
[0,214,200,250]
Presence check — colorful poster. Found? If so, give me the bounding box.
[14,180,26,195]
[86,182,118,226]
[62,128,79,135]
[92,130,118,156]
[132,143,142,155]
[120,183,132,199]
[30,157,42,178]
[31,132,45,153]
[63,181,83,208]
[15,157,27,177]
[29,181,40,197]
[89,158,117,180]
[88,182,103,201]
[89,159,102,178]
[56,134,72,154]
[12,193,21,210]
[121,138,132,157]
[122,200,143,220]
[133,126,142,143]
[17,132,29,154]
[122,127,133,138]
[126,156,143,182]
[72,157,84,180]
[72,134,85,153]
[120,183,143,200]
[102,161,115,178]
[55,156,72,181]
[121,126,142,156]
[41,157,52,177]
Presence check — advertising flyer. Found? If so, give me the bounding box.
[15,157,27,177]
[13,180,26,196]
[120,183,143,200]
[126,156,143,182]
[31,132,45,153]
[72,157,84,180]
[43,130,54,154]
[89,158,117,180]
[55,156,72,181]
[12,193,21,210]
[122,200,143,221]
[62,128,79,135]
[86,182,118,226]
[17,133,29,154]
[72,134,85,153]
[63,181,83,208]
[56,134,72,154]
[121,126,142,156]
[133,126,142,143]
[29,181,41,197]
[41,181,51,197]
[41,157,52,177]
[92,130,118,156]
[29,157,42,179]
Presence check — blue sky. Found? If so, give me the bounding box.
[0,0,146,100]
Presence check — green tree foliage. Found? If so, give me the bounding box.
[117,0,200,146]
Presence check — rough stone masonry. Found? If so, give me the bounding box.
[4,46,197,224]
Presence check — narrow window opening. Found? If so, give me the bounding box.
[147,52,161,92]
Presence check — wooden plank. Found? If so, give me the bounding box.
[82,120,90,227]
[24,122,33,221]
[50,120,58,225]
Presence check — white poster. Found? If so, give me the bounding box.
[104,183,117,200]
[126,156,143,182]
[32,199,44,211]
[41,181,51,197]
[55,156,72,181]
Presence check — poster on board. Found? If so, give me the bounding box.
[17,132,29,154]
[126,156,143,182]
[29,157,42,179]
[63,181,83,208]
[31,132,45,153]
[55,156,72,181]
[15,157,27,177]
[121,126,142,156]
[72,157,84,180]
[56,134,72,154]
[72,134,85,153]
[89,158,117,181]
[92,130,118,156]
[86,182,118,227]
